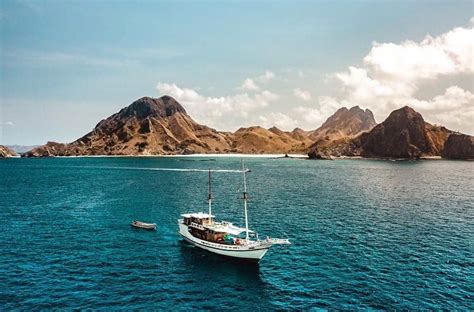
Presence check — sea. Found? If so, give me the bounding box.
[0,156,472,310]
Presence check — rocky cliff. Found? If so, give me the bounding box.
[309,106,376,142]
[359,106,449,158]
[309,106,457,159]
[307,106,376,159]
[441,134,474,160]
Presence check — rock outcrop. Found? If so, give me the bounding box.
[359,106,444,158]
[309,106,458,159]
[25,96,233,157]
[229,126,312,154]
[24,96,311,157]
[22,97,472,159]
[307,106,376,159]
[0,145,17,158]
[309,106,376,141]
[441,133,474,160]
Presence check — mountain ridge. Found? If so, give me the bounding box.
[308,106,472,159]
[21,96,472,159]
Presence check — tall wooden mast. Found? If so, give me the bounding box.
[208,168,212,224]
[241,160,249,243]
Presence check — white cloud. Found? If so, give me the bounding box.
[294,96,343,127]
[0,121,15,127]
[363,25,473,82]
[156,82,279,130]
[293,88,312,101]
[154,21,474,134]
[257,71,276,83]
[258,112,298,130]
[405,86,474,133]
[240,78,260,91]
[329,19,474,134]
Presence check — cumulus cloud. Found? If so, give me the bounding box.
[406,86,474,133]
[257,70,276,83]
[293,88,312,101]
[156,82,279,130]
[364,30,473,82]
[258,112,298,130]
[294,96,343,127]
[152,21,474,134]
[240,78,260,91]
[329,19,474,134]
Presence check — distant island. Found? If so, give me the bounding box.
[3,95,472,160]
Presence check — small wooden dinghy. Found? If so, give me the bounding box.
[131,220,156,230]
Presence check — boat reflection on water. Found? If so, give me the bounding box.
[176,241,278,310]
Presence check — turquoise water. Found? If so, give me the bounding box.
[1,157,473,310]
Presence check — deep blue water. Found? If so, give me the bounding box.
[0,157,473,310]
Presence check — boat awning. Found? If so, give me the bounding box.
[181,212,215,219]
[204,222,254,236]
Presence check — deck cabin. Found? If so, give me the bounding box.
[181,212,253,244]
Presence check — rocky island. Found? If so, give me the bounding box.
[21,95,473,160]
[23,96,313,157]
[308,106,473,160]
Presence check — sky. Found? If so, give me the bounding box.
[1,0,473,145]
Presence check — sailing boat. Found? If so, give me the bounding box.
[178,161,290,262]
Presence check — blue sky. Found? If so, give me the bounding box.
[1,0,473,145]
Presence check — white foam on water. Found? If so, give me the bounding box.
[67,166,247,173]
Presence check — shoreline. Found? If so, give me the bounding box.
[5,154,472,161]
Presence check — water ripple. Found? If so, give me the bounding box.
[0,157,473,310]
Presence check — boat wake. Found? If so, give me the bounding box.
[64,165,248,173]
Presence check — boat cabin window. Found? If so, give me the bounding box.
[201,218,211,225]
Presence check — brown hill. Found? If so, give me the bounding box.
[359,106,446,158]
[24,96,233,157]
[0,145,17,158]
[290,128,310,141]
[23,96,313,157]
[309,106,376,142]
[23,97,470,159]
[228,126,312,154]
[309,106,455,159]
[307,106,376,159]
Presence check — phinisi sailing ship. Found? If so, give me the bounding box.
[178,162,290,262]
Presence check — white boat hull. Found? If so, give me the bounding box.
[179,222,270,261]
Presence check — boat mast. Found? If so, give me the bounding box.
[241,160,250,243]
[208,168,212,224]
